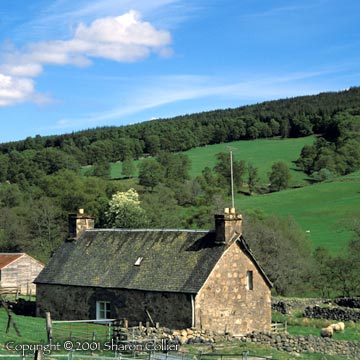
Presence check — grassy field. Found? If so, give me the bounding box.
[272,310,360,341]
[184,136,315,186]
[108,136,315,186]
[237,171,360,254]
[0,308,47,354]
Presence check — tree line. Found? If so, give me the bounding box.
[1,87,360,171]
[296,108,360,180]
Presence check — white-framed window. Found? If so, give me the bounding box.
[246,270,253,290]
[134,256,144,266]
[96,301,111,320]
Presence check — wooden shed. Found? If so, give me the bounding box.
[0,253,44,295]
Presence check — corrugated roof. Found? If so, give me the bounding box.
[0,253,24,269]
[35,229,226,293]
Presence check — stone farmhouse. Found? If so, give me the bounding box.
[35,208,272,336]
[0,253,44,295]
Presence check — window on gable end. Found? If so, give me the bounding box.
[246,270,253,290]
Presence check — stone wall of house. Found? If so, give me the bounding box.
[36,284,192,328]
[195,242,271,336]
[304,305,360,322]
[240,332,360,358]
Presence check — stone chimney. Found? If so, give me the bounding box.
[214,207,242,244]
[68,209,95,240]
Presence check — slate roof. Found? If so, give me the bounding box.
[35,229,227,294]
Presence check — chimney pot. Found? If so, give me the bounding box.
[68,209,95,240]
[214,209,242,245]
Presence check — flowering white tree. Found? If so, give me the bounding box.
[105,188,148,228]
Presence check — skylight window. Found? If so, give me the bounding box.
[134,257,144,266]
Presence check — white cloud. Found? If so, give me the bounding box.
[0,10,172,106]
[76,11,171,47]
[0,63,43,77]
[0,73,35,106]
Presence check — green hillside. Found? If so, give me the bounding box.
[109,136,315,186]
[185,136,315,185]
[237,171,360,254]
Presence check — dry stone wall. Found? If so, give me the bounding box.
[304,305,360,322]
[240,332,360,358]
[113,326,360,359]
[271,298,330,314]
[334,297,360,308]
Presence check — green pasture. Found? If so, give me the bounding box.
[0,308,47,353]
[185,136,314,186]
[107,136,315,185]
[237,171,360,254]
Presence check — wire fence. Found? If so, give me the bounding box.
[0,352,151,360]
[150,352,277,360]
[52,319,114,343]
[0,350,279,360]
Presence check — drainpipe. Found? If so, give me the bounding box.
[191,295,195,327]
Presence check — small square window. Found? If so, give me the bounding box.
[134,257,144,266]
[96,301,111,320]
[246,271,253,290]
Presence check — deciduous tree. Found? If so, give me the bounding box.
[138,159,164,191]
[268,161,291,192]
[105,189,148,228]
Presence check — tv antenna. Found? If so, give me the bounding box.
[225,146,237,209]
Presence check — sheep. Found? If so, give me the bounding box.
[329,322,345,332]
[320,326,333,337]
[329,323,341,332]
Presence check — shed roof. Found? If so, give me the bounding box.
[0,253,24,269]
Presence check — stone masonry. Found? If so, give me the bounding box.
[195,241,271,336]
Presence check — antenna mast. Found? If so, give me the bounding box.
[226,145,236,209]
[230,150,235,209]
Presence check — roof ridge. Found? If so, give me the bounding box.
[86,229,212,233]
[0,252,24,255]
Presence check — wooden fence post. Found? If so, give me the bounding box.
[46,312,52,343]
[34,349,42,360]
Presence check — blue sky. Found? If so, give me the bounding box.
[0,0,359,143]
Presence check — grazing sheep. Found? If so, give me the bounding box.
[329,322,345,332]
[320,326,333,337]
[330,323,341,332]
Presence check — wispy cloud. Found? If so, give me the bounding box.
[239,0,328,20]
[52,67,341,130]
[0,10,172,106]
[19,0,182,40]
